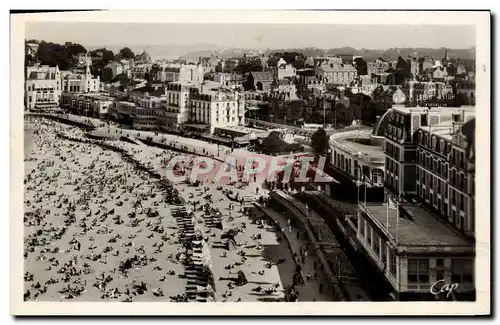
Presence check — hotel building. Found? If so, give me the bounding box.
[185,88,245,135]
[25,65,61,110]
[349,88,475,300]
[164,82,195,133]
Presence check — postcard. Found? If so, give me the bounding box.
[10,10,490,316]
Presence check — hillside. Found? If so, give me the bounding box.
[180,46,476,62]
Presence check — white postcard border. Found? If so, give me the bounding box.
[10,10,491,316]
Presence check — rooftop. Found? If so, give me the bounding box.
[360,203,473,249]
[330,128,385,160]
[131,86,166,97]
[319,64,357,72]
[391,105,475,115]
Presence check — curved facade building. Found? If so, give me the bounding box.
[329,125,385,187]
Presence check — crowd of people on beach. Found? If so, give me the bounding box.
[24,116,322,302]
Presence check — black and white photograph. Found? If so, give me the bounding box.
[10,10,491,315]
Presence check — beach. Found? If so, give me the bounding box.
[23,115,331,302]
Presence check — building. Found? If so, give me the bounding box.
[349,89,476,300]
[131,63,153,80]
[25,65,61,110]
[415,112,476,237]
[155,63,204,84]
[329,126,386,193]
[61,64,100,93]
[383,90,474,199]
[270,79,298,100]
[213,73,244,88]
[128,86,166,131]
[396,56,419,78]
[164,82,197,133]
[418,57,434,75]
[185,88,245,135]
[60,92,115,119]
[429,66,449,81]
[367,59,390,76]
[355,198,474,300]
[313,56,343,67]
[76,53,92,68]
[404,81,454,105]
[135,50,152,64]
[105,61,125,79]
[245,71,274,91]
[315,63,358,86]
[272,59,297,80]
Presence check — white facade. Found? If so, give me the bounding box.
[189,89,246,134]
[164,83,193,132]
[25,65,61,110]
[61,65,100,93]
[156,63,204,84]
[274,62,297,80]
[329,129,385,187]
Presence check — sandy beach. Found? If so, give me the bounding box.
[23,115,331,302]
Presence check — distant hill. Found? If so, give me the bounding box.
[87,43,221,61]
[180,47,476,62]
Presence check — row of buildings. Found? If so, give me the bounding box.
[324,88,476,300]
[58,81,246,137]
[25,63,100,110]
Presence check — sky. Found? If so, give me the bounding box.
[25,22,476,50]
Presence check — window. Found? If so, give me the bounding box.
[452,259,473,283]
[408,259,430,287]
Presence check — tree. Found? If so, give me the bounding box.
[65,42,87,57]
[102,67,114,83]
[114,73,131,85]
[310,128,329,154]
[354,57,368,76]
[37,41,72,70]
[119,47,135,60]
[90,48,115,65]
